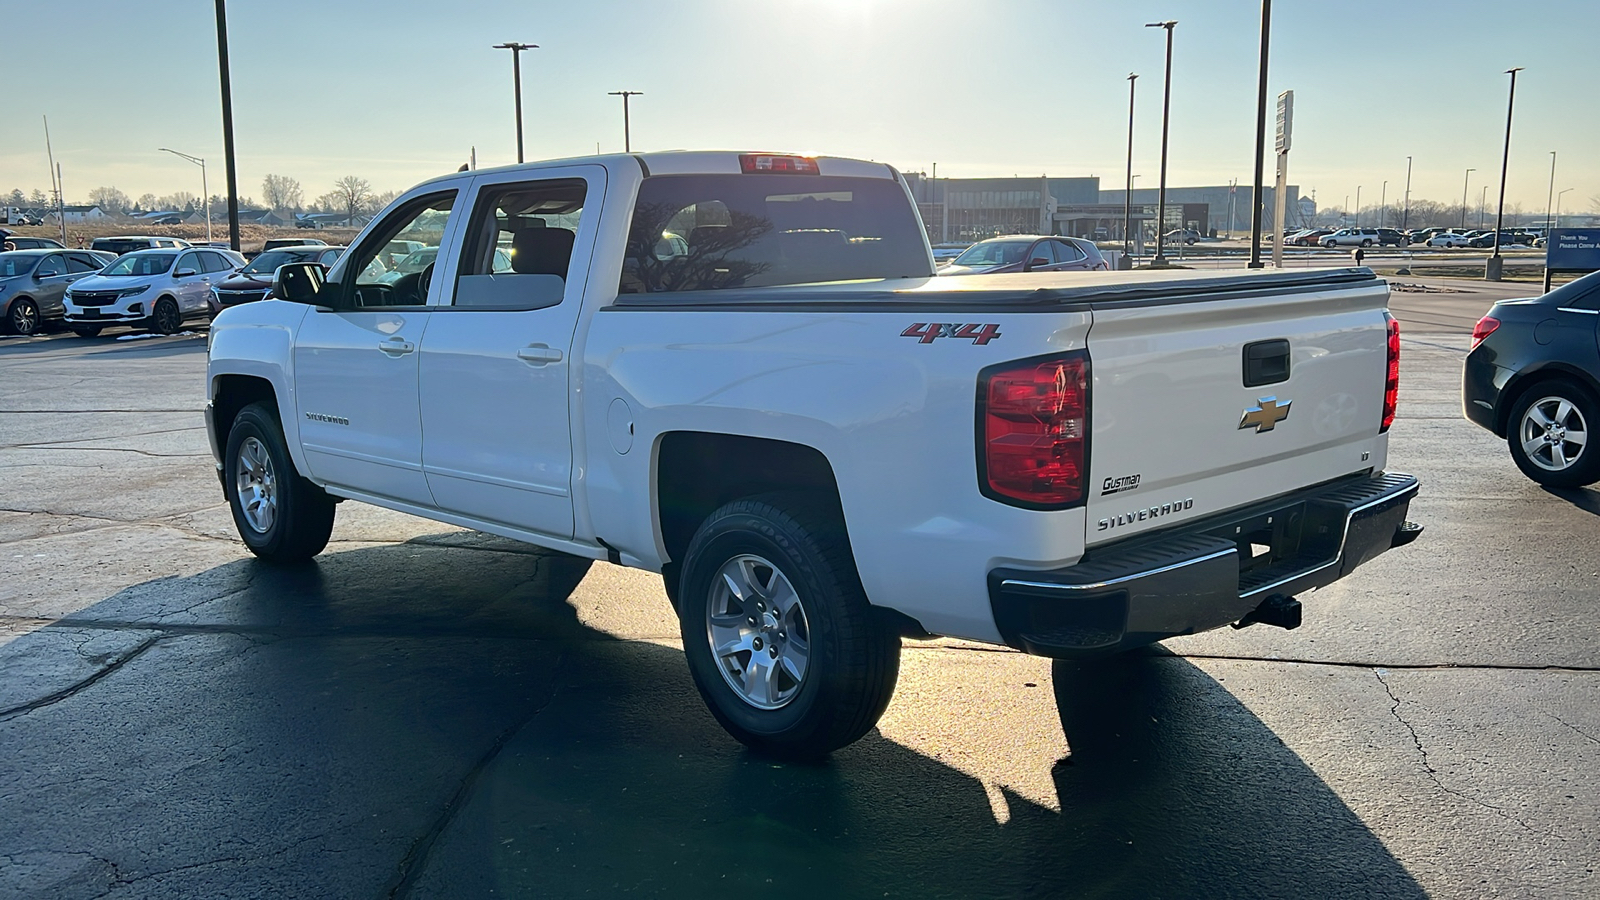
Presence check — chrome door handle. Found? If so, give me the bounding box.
[516,345,563,365]
[379,337,415,356]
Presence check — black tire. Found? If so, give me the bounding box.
[5,298,41,335]
[1506,380,1600,488]
[677,494,900,760]
[151,297,182,335]
[1361,239,1373,247]
[224,401,336,562]
[69,324,103,338]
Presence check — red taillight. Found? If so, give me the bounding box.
[979,353,1089,507]
[738,154,819,175]
[1381,315,1400,433]
[1470,315,1500,350]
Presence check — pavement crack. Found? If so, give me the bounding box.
[1544,712,1600,746]
[383,650,569,900]
[0,635,165,722]
[1374,668,1536,832]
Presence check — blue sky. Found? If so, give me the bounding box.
[2,0,1595,215]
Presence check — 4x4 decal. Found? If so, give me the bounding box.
[900,323,1002,345]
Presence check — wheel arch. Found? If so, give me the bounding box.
[1494,362,1600,437]
[212,374,281,465]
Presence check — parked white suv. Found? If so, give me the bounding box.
[64,246,243,336]
[1320,228,1380,248]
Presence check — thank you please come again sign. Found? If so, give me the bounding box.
[1547,229,1600,271]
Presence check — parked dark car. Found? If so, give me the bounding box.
[1463,269,1600,487]
[937,235,1109,276]
[90,236,190,257]
[210,244,344,315]
[1374,228,1408,247]
[1466,230,1532,249]
[0,249,115,335]
[1,235,66,250]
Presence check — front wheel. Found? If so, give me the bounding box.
[678,495,900,760]
[1361,239,1373,247]
[6,298,41,335]
[151,297,183,335]
[225,402,336,561]
[1507,382,1600,488]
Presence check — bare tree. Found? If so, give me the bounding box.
[262,174,303,211]
[88,186,131,214]
[28,189,48,207]
[136,193,158,212]
[363,189,399,215]
[156,191,198,212]
[6,189,24,206]
[333,176,372,224]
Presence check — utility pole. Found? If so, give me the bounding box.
[1487,66,1523,280]
[1247,0,1271,268]
[43,116,67,245]
[1402,156,1412,230]
[1124,72,1137,267]
[1461,168,1474,230]
[493,42,538,163]
[214,0,241,250]
[608,91,643,153]
[1146,20,1177,267]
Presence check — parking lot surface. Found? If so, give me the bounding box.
[2,281,1597,899]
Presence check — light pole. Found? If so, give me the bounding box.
[213,0,240,251]
[1402,156,1412,230]
[159,148,210,243]
[1480,185,1488,230]
[1461,168,1474,230]
[1545,151,1557,230]
[1355,185,1361,226]
[1247,0,1271,268]
[1556,188,1573,227]
[1146,20,1177,267]
[1487,66,1523,280]
[608,90,643,153]
[1123,72,1137,266]
[1380,181,1386,228]
[493,42,538,163]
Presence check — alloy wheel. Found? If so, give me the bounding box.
[706,554,811,710]
[235,436,278,533]
[1519,395,1589,472]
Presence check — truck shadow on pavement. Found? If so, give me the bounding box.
[0,535,1425,899]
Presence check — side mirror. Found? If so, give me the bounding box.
[175,267,198,278]
[269,262,326,304]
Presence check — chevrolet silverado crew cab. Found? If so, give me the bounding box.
[206,151,1422,758]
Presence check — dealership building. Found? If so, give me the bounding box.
[901,172,1303,245]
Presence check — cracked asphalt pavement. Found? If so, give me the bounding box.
[1,286,1596,899]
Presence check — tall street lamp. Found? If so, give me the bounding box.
[1123,72,1137,266]
[1146,20,1177,267]
[1355,185,1361,226]
[158,148,210,243]
[1247,0,1271,268]
[1380,181,1387,228]
[1461,168,1475,230]
[1487,66,1524,280]
[1545,151,1557,230]
[213,0,241,250]
[1402,156,1412,230]
[1556,187,1573,227]
[493,42,538,163]
[1480,185,1488,230]
[608,90,643,153]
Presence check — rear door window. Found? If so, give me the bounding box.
[67,253,102,273]
[620,174,931,294]
[1054,240,1087,262]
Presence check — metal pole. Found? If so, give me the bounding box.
[201,160,210,244]
[1355,185,1360,227]
[1247,0,1270,268]
[494,43,538,163]
[1557,188,1572,227]
[1461,168,1474,230]
[1124,72,1137,265]
[1380,181,1386,228]
[1147,21,1177,267]
[1545,151,1556,231]
[1402,156,1412,230]
[1480,185,1488,230]
[214,0,241,251]
[57,164,66,246]
[1488,67,1522,280]
[609,91,643,153]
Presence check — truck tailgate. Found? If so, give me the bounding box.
[1084,273,1391,546]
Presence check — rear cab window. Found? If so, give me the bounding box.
[619,173,931,294]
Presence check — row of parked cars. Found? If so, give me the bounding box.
[0,233,429,337]
[1282,225,1546,249]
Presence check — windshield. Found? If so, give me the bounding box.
[242,248,323,275]
[0,254,39,277]
[953,241,1032,268]
[102,253,177,276]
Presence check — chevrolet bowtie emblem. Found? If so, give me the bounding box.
[1239,396,1292,433]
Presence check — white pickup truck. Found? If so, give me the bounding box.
[205,151,1421,758]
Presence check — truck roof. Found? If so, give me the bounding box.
[414,151,898,189]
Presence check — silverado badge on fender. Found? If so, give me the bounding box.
[900,323,1002,345]
[1239,396,1292,433]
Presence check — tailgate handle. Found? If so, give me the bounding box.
[1243,339,1290,387]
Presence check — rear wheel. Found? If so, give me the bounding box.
[677,495,900,760]
[225,402,336,561]
[5,298,40,335]
[151,297,182,335]
[1507,381,1600,488]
